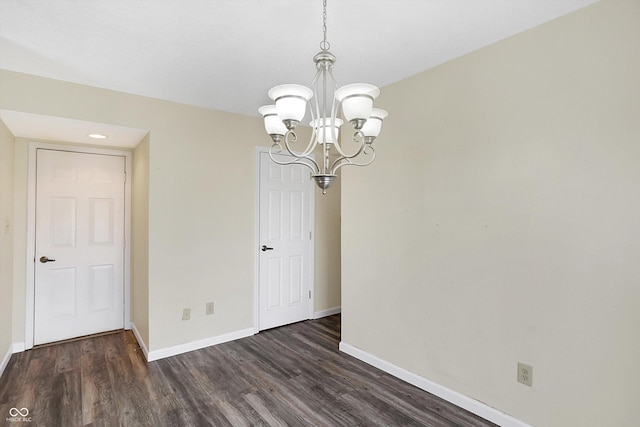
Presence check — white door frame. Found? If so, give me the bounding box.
[24,141,132,349]
[254,146,315,333]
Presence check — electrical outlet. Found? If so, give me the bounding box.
[182,308,191,321]
[206,302,214,315]
[517,362,533,386]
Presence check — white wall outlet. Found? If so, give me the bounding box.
[517,362,533,386]
[182,308,191,321]
[206,302,214,315]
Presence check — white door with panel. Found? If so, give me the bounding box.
[259,151,312,331]
[34,149,125,345]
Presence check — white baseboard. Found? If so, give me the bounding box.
[12,342,25,353]
[146,327,255,362]
[313,306,341,319]
[339,341,532,427]
[0,344,12,379]
[130,322,150,361]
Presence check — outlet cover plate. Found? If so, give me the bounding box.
[206,302,214,315]
[517,362,533,386]
[182,308,191,321]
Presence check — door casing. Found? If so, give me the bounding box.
[24,141,132,349]
[254,146,315,333]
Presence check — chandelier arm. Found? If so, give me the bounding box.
[270,135,321,171]
[282,128,318,160]
[288,131,318,159]
[330,144,376,174]
[329,132,373,170]
[296,158,322,175]
[269,144,321,175]
[309,71,323,157]
[310,67,322,126]
[328,67,340,147]
[269,144,320,172]
[328,62,339,90]
[330,129,369,159]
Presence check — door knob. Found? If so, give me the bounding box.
[261,245,274,252]
[39,256,56,263]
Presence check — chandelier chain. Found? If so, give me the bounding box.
[320,0,330,51]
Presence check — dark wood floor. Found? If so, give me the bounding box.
[0,315,497,426]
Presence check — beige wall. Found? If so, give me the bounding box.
[341,1,640,426]
[0,69,341,354]
[314,178,341,312]
[131,134,150,345]
[0,119,14,360]
[11,139,28,342]
[144,101,261,350]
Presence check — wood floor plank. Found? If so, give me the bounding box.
[80,338,122,426]
[150,393,214,427]
[244,392,288,427]
[0,315,498,426]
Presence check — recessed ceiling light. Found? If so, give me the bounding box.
[88,133,107,139]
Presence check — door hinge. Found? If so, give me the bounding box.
[309,231,312,239]
[124,172,127,183]
[309,290,311,299]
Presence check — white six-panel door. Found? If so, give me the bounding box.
[259,151,312,331]
[34,149,125,345]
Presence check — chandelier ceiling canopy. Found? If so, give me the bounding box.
[259,0,388,194]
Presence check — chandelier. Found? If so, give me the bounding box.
[258,0,388,194]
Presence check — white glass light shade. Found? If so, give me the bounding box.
[258,105,288,136]
[268,84,313,124]
[258,105,287,135]
[310,118,343,144]
[361,108,388,138]
[335,83,380,122]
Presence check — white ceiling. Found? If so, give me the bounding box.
[0,0,598,142]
